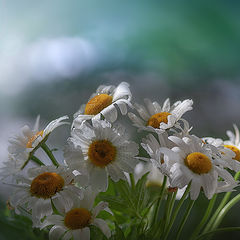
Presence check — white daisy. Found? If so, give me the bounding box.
[160,135,237,200]
[1,115,69,177]
[138,133,185,199]
[203,136,240,173]
[128,98,193,133]
[223,124,240,162]
[72,82,132,128]
[41,188,111,240]
[10,165,83,227]
[65,119,139,192]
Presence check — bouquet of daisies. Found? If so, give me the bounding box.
[2,82,240,240]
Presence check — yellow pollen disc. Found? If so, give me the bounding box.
[30,172,64,199]
[224,145,240,162]
[64,208,92,230]
[26,130,44,148]
[147,112,171,128]
[184,152,212,174]
[88,140,117,167]
[84,94,113,115]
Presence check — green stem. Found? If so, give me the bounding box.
[163,193,173,233]
[152,176,167,225]
[190,194,217,240]
[164,190,178,232]
[195,227,240,240]
[30,156,45,166]
[176,199,195,240]
[129,173,135,191]
[20,136,49,170]
[162,182,191,240]
[211,193,240,230]
[203,171,240,233]
[41,143,59,167]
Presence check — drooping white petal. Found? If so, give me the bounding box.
[92,218,111,238]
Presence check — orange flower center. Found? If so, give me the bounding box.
[224,145,240,162]
[185,152,212,174]
[88,140,117,167]
[84,94,113,115]
[64,208,92,230]
[30,172,64,199]
[26,130,44,148]
[147,112,171,128]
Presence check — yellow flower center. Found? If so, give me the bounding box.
[184,152,212,174]
[30,172,64,199]
[84,94,113,115]
[26,130,44,148]
[147,112,171,128]
[88,140,117,167]
[224,145,240,162]
[64,208,92,230]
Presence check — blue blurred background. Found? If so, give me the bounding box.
[1,0,240,239]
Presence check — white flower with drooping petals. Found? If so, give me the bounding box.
[65,119,139,192]
[41,188,111,240]
[160,135,237,200]
[10,165,83,227]
[203,125,240,173]
[72,82,132,128]
[140,132,174,175]
[128,98,193,133]
[1,116,69,178]
[137,132,185,199]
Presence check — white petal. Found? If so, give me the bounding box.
[162,98,170,112]
[116,101,128,115]
[92,201,109,218]
[33,115,41,132]
[171,99,193,119]
[92,218,111,238]
[76,228,90,240]
[90,167,108,192]
[100,105,118,123]
[190,178,201,200]
[144,99,156,116]
[49,226,66,240]
[112,82,131,102]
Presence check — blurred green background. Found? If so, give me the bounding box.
[1,0,240,239]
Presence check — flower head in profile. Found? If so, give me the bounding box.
[73,82,132,128]
[65,119,139,192]
[10,165,83,227]
[138,132,186,199]
[203,124,240,173]
[160,135,237,200]
[41,188,111,240]
[1,116,68,177]
[128,98,193,133]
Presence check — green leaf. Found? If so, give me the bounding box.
[113,222,126,240]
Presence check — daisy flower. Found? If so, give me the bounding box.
[138,133,185,199]
[224,124,240,162]
[128,98,193,133]
[41,188,111,240]
[10,165,83,227]
[65,119,139,192]
[160,135,237,200]
[140,132,175,174]
[203,136,240,173]
[2,115,69,177]
[72,82,132,128]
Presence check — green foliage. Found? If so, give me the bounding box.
[0,200,48,240]
[98,173,157,239]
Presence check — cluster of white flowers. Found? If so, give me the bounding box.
[1,82,240,240]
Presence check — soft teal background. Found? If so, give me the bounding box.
[1,0,240,239]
